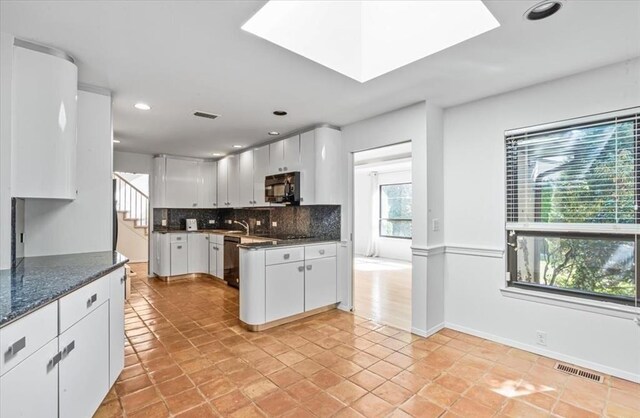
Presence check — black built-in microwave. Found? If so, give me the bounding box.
[265,172,300,205]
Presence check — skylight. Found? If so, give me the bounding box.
[242,1,500,83]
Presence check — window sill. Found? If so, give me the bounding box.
[500,287,639,320]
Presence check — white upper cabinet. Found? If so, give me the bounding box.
[283,134,301,171]
[154,156,217,208]
[268,140,284,174]
[164,158,199,208]
[299,130,316,205]
[239,150,255,206]
[217,156,228,207]
[314,127,343,204]
[12,42,78,199]
[198,161,217,208]
[227,154,240,207]
[253,145,270,206]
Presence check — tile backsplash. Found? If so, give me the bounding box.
[153,205,341,240]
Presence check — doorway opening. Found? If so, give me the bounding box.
[352,142,412,331]
[114,171,149,264]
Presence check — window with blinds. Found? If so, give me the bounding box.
[505,110,638,305]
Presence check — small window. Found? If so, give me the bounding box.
[505,111,639,305]
[380,183,412,239]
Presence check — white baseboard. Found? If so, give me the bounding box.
[412,322,444,338]
[445,322,640,384]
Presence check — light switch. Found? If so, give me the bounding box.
[272,221,277,227]
[161,219,167,226]
[256,220,261,226]
[208,220,215,224]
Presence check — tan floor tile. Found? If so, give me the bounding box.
[305,392,346,417]
[449,396,496,418]
[369,360,403,379]
[268,367,305,388]
[229,404,266,418]
[164,388,206,415]
[327,380,368,404]
[242,377,279,400]
[373,381,413,405]
[286,379,322,401]
[399,395,444,418]
[418,383,459,408]
[350,369,386,391]
[353,393,395,418]
[553,400,601,418]
[210,389,250,414]
[255,390,299,416]
[309,368,344,389]
[127,401,169,418]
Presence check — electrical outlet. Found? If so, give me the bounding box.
[272,221,277,227]
[536,331,547,346]
[208,220,215,224]
[226,220,232,224]
[432,218,440,231]
[256,220,261,226]
[161,219,167,226]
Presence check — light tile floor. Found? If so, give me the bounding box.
[95,263,639,418]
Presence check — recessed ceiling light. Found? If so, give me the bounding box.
[273,110,288,116]
[134,102,151,111]
[232,145,244,148]
[268,131,280,136]
[242,1,499,82]
[212,153,222,156]
[525,1,562,21]
[112,139,121,143]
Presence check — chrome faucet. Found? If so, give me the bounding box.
[233,220,250,235]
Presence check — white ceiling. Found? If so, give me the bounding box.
[2,1,639,158]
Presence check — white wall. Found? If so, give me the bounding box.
[443,58,640,381]
[24,90,113,256]
[114,151,153,175]
[116,213,148,263]
[0,32,14,269]
[354,166,412,262]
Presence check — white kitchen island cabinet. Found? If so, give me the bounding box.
[240,242,338,330]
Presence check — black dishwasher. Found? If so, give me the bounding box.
[224,235,241,288]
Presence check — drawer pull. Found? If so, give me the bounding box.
[319,250,325,255]
[298,266,304,272]
[177,245,183,249]
[6,336,26,358]
[48,351,62,371]
[62,341,75,357]
[306,265,312,271]
[87,293,98,307]
[283,254,290,260]
[176,237,182,240]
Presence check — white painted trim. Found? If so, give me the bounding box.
[506,222,640,235]
[411,245,445,257]
[446,245,504,258]
[411,327,427,337]
[425,322,445,337]
[445,322,640,383]
[500,287,640,320]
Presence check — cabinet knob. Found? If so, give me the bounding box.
[319,250,325,255]
[193,203,197,207]
[6,336,26,357]
[177,237,182,240]
[278,168,283,172]
[298,266,304,272]
[283,254,290,260]
[283,166,288,171]
[306,265,312,271]
[177,245,183,249]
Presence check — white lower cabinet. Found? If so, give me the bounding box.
[170,241,188,276]
[304,256,337,311]
[0,268,124,418]
[0,338,59,418]
[265,261,305,322]
[109,271,126,386]
[59,302,110,418]
[208,235,224,279]
[188,233,209,274]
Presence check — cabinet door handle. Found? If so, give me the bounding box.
[87,293,97,307]
[283,253,290,260]
[319,250,325,255]
[283,166,288,171]
[213,203,217,206]
[120,276,126,284]
[176,237,182,240]
[47,351,62,371]
[298,266,304,272]
[62,340,75,357]
[306,265,312,271]
[193,203,197,207]
[6,336,26,357]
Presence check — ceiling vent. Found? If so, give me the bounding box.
[554,363,604,383]
[194,111,220,120]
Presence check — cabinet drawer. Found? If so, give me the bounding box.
[59,274,110,333]
[170,233,187,243]
[265,246,304,266]
[0,302,58,376]
[305,243,337,260]
[209,234,224,245]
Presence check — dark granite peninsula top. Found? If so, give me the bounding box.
[0,251,128,327]
[238,238,341,250]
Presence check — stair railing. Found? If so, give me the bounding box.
[114,173,149,228]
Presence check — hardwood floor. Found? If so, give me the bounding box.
[353,257,412,332]
[94,262,639,417]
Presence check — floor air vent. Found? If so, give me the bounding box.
[554,362,604,383]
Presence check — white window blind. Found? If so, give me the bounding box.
[506,111,639,234]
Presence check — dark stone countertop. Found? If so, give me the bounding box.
[0,251,128,328]
[238,238,341,250]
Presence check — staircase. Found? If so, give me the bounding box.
[114,173,149,235]
[114,173,149,262]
